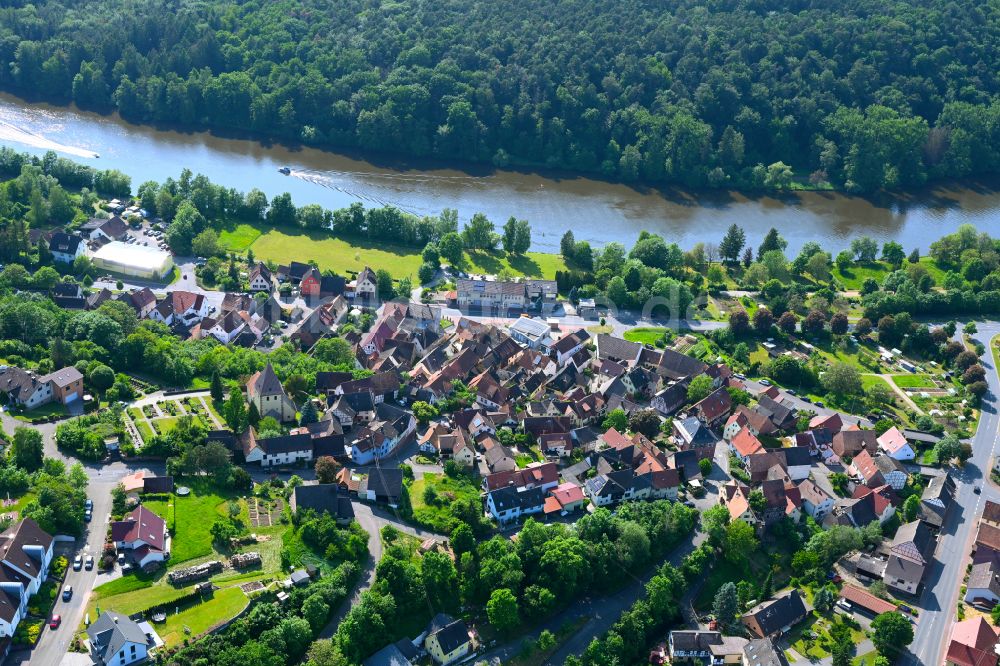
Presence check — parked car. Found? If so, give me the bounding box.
[898,604,912,614]
[84,509,92,522]
[72,555,82,571]
[814,401,825,408]
[49,614,61,629]
[117,552,125,566]
[62,585,72,601]
[759,379,772,386]
[85,499,93,511]
[85,555,94,570]
[975,486,982,495]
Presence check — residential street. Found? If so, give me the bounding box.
[898,321,1000,666]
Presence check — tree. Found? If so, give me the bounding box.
[315,456,340,484]
[111,483,127,515]
[88,363,115,393]
[299,400,318,425]
[463,213,496,250]
[753,307,774,334]
[724,520,758,564]
[560,230,576,258]
[871,612,913,657]
[698,457,713,477]
[806,251,831,282]
[712,582,738,628]
[757,228,787,260]
[719,224,746,265]
[902,495,921,522]
[814,586,836,613]
[191,229,221,257]
[760,569,773,600]
[12,428,43,472]
[438,232,464,265]
[855,318,873,336]
[729,309,750,335]
[801,309,827,336]
[412,401,439,424]
[375,269,394,300]
[933,435,963,464]
[851,237,879,262]
[501,217,531,255]
[687,375,714,404]
[628,409,661,439]
[602,408,628,432]
[778,311,797,334]
[830,312,849,335]
[223,388,248,433]
[210,371,225,403]
[882,241,905,267]
[702,504,731,547]
[486,588,519,633]
[822,362,863,397]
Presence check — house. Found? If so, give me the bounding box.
[585,469,651,507]
[278,261,312,284]
[49,231,85,263]
[290,484,355,525]
[693,387,732,426]
[656,349,708,381]
[851,450,908,490]
[885,520,935,595]
[456,278,526,311]
[797,479,835,523]
[920,472,955,529]
[668,630,747,665]
[359,467,405,507]
[809,413,843,435]
[483,462,559,493]
[877,427,916,461]
[546,482,586,515]
[425,616,472,665]
[673,416,717,460]
[353,267,378,301]
[51,281,87,309]
[348,403,416,465]
[486,485,546,523]
[838,584,897,616]
[205,310,249,344]
[741,590,808,638]
[742,639,790,666]
[596,334,642,365]
[247,362,297,422]
[729,427,764,462]
[946,617,1000,666]
[539,432,573,458]
[652,382,689,416]
[508,317,552,350]
[0,519,54,641]
[832,430,877,460]
[965,560,1000,607]
[872,455,909,490]
[363,639,419,666]
[551,329,590,366]
[0,365,83,409]
[248,263,275,292]
[111,505,168,568]
[245,432,313,467]
[81,215,129,242]
[125,287,157,318]
[87,610,154,666]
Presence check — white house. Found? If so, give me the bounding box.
[87,610,153,666]
[877,427,916,461]
[111,506,168,568]
[354,267,378,300]
[485,486,545,523]
[550,329,590,367]
[253,433,313,468]
[965,561,1000,607]
[248,263,275,292]
[48,232,85,264]
[0,519,54,641]
[797,479,835,523]
[206,311,248,345]
[508,317,552,350]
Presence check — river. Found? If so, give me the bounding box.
[1,91,998,254]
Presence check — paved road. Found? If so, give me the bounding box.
[898,320,1000,666]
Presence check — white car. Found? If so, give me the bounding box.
[72,555,82,571]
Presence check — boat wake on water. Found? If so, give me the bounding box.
[285,167,457,216]
[0,118,99,159]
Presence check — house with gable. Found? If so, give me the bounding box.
[693,387,732,427]
[87,610,155,666]
[246,362,297,423]
[111,505,169,568]
[0,519,54,642]
[877,427,916,461]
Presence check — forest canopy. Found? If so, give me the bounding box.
[0,0,999,191]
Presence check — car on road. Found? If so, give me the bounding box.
[733,373,746,380]
[786,388,796,395]
[85,499,93,511]
[975,486,982,495]
[62,585,72,601]
[72,555,82,571]
[898,604,912,614]
[815,401,825,408]
[85,555,94,570]
[84,509,92,522]
[759,379,772,386]
[49,614,61,629]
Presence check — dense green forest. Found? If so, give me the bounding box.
[1,0,999,191]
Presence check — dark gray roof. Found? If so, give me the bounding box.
[430,619,470,655]
[86,611,149,663]
[488,485,545,512]
[744,638,790,666]
[596,334,642,362]
[250,362,285,397]
[292,484,355,521]
[258,432,313,455]
[742,590,807,636]
[360,467,404,502]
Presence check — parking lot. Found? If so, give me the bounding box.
[120,220,169,252]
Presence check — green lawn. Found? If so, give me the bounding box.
[409,472,481,534]
[218,222,566,280]
[157,586,248,647]
[891,374,935,388]
[136,421,154,442]
[12,402,69,421]
[861,375,892,392]
[833,257,945,290]
[623,327,668,345]
[144,480,233,564]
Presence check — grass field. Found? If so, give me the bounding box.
[623,327,668,346]
[144,480,233,564]
[833,257,946,290]
[157,586,248,646]
[891,373,935,388]
[409,472,481,534]
[218,222,566,280]
[861,375,893,392]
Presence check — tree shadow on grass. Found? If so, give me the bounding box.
[506,253,544,277]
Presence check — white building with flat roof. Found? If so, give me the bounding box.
[91,242,174,280]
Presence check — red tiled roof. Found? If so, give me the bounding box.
[839,584,896,615]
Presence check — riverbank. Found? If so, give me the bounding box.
[216,221,567,279]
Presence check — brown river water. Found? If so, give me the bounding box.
[1,91,998,254]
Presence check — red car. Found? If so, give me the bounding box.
[49,615,61,629]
